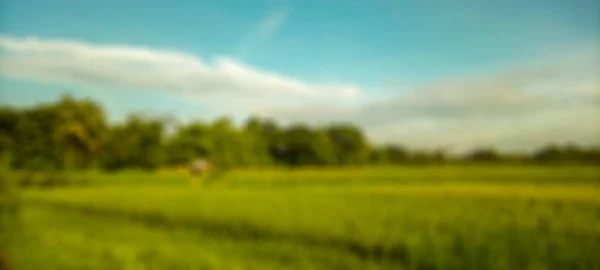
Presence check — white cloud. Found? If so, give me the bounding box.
[260,44,600,153]
[0,35,360,103]
[361,45,600,153]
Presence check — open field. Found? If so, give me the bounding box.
[3,165,600,270]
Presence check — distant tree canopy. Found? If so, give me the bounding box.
[0,95,598,171]
[465,148,501,162]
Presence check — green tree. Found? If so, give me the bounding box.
[242,116,274,166]
[326,124,369,166]
[533,144,600,164]
[465,148,501,162]
[208,117,239,168]
[10,104,62,170]
[369,147,389,164]
[98,115,165,170]
[0,107,19,166]
[369,145,409,164]
[164,121,212,166]
[54,95,108,169]
[279,124,336,166]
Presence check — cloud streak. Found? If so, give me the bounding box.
[0,35,359,102]
[252,9,288,39]
[237,9,288,59]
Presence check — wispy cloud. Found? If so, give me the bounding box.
[252,9,288,39]
[363,45,600,152]
[237,9,288,59]
[0,35,359,104]
[262,44,600,152]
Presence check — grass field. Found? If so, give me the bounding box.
[2,165,600,270]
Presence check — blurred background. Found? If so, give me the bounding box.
[0,0,599,269]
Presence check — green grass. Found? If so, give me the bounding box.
[4,165,600,270]
[10,206,387,270]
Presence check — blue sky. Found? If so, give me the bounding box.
[0,0,598,152]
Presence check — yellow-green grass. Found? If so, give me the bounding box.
[6,165,600,269]
[7,164,598,189]
[9,207,389,270]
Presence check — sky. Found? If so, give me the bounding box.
[0,0,598,153]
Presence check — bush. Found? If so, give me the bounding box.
[39,173,70,189]
[16,172,37,188]
[13,171,87,189]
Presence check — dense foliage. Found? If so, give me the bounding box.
[0,95,598,171]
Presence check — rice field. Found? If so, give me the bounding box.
[2,165,600,270]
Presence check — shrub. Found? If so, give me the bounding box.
[17,172,36,188]
[13,171,86,189]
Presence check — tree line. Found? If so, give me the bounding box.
[0,95,598,171]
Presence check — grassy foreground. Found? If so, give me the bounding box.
[3,165,600,270]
